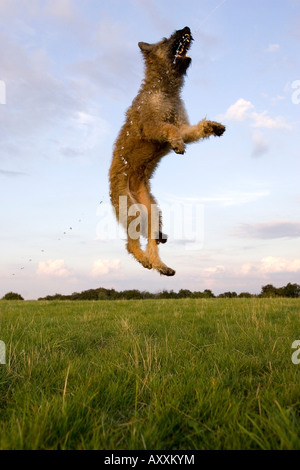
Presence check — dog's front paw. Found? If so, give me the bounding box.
[210,121,226,137]
[171,138,185,154]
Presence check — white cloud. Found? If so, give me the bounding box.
[44,0,77,22]
[166,190,269,207]
[260,257,300,274]
[221,98,291,130]
[240,263,253,275]
[0,29,110,161]
[37,259,70,277]
[91,259,121,276]
[0,169,26,177]
[0,0,80,25]
[251,111,291,129]
[265,44,280,53]
[202,256,300,284]
[220,98,291,161]
[0,34,72,132]
[72,17,141,98]
[270,95,285,105]
[132,0,173,34]
[60,111,110,158]
[0,0,27,17]
[234,221,300,239]
[252,131,269,158]
[222,98,254,122]
[240,257,300,276]
[220,191,270,206]
[203,265,225,275]
[179,256,300,292]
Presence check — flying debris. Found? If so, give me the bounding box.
[12,214,86,277]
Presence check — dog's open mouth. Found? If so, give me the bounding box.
[174,32,193,60]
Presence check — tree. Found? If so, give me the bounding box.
[260,283,300,298]
[203,289,215,298]
[282,283,300,298]
[219,292,238,298]
[260,284,279,297]
[2,292,24,301]
[178,289,193,298]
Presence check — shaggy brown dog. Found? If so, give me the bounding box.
[109,26,225,276]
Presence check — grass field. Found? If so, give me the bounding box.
[0,298,299,450]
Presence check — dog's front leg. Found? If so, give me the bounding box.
[180,119,225,144]
[141,122,185,154]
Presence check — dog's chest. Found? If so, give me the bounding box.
[144,90,181,124]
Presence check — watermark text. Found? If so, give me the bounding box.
[96,197,204,251]
[0,341,6,365]
[0,80,6,105]
[292,340,300,365]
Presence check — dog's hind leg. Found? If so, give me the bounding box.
[126,237,152,270]
[137,183,175,276]
[145,237,175,276]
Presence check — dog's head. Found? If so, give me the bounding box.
[138,26,193,76]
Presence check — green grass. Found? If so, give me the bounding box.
[0,298,299,450]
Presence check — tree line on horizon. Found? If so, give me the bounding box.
[2,283,299,301]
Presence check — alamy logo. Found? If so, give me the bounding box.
[292,340,300,365]
[0,80,6,105]
[292,80,300,105]
[96,197,205,251]
[0,341,6,365]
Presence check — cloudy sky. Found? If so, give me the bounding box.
[0,0,300,300]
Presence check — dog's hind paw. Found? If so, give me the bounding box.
[155,265,176,276]
[141,260,153,270]
[161,266,176,277]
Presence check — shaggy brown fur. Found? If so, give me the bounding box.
[109,26,225,276]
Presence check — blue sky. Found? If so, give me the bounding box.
[0,0,300,300]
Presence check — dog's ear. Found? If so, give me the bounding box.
[138,42,154,55]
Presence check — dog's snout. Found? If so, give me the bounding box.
[181,26,191,36]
